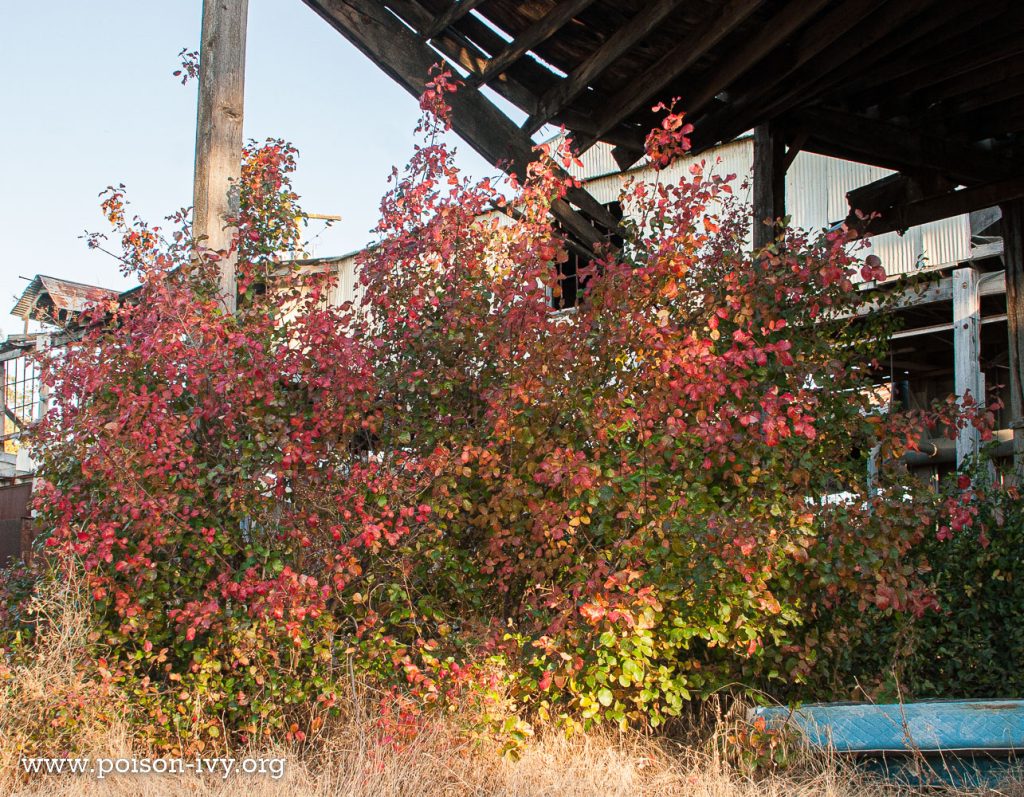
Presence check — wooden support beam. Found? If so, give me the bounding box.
[572,0,768,154]
[302,0,619,247]
[846,172,955,225]
[953,266,983,466]
[422,0,487,39]
[521,0,686,135]
[846,175,1024,237]
[194,0,248,314]
[833,271,1006,320]
[1002,199,1024,480]
[781,129,808,172]
[752,122,785,249]
[469,0,598,89]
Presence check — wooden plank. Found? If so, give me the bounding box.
[845,175,1024,237]
[890,314,1007,341]
[193,0,248,314]
[842,272,1005,321]
[752,122,785,249]
[521,0,687,135]
[719,0,886,118]
[1002,199,1024,481]
[469,0,598,89]
[573,0,767,154]
[303,0,618,247]
[846,173,955,222]
[422,0,488,39]
[953,266,983,466]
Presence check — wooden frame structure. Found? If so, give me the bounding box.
[194,0,1024,473]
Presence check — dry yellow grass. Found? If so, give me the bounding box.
[1,577,1021,796]
[7,722,1020,797]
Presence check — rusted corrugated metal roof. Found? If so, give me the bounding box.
[11,275,119,322]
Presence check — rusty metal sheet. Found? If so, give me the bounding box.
[12,275,119,321]
[0,482,32,520]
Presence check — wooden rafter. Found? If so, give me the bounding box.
[521,0,686,135]
[386,0,542,114]
[468,0,598,89]
[615,0,875,167]
[422,0,487,39]
[915,52,1024,112]
[843,2,1018,99]
[392,0,629,144]
[795,108,1022,186]
[671,2,1012,166]
[572,0,767,155]
[700,0,885,122]
[302,0,620,248]
[947,77,1024,117]
[609,0,882,166]
[613,0,992,165]
[734,0,984,138]
[851,32,1024,109]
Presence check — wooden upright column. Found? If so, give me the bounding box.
[1001,200,1024,480]
[953,265,983,467]
[193,0,248,314]
[753,122,786,250]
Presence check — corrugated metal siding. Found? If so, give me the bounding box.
[326,254,361,308]
[573,138,972,279]
[785,151,971,276]
[580,138,754,207]
[563,139,623,182]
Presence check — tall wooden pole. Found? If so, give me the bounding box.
[193,0,248,314]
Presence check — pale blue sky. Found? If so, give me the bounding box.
[1,0,501,336]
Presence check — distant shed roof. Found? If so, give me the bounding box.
[12,275,119,323]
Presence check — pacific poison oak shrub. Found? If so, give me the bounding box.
[2,70,1014,751]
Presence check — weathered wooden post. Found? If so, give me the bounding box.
[193,0,248,314]
[1001,200,1024,481]
[752,122,785,250]
[953,265,983,467]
